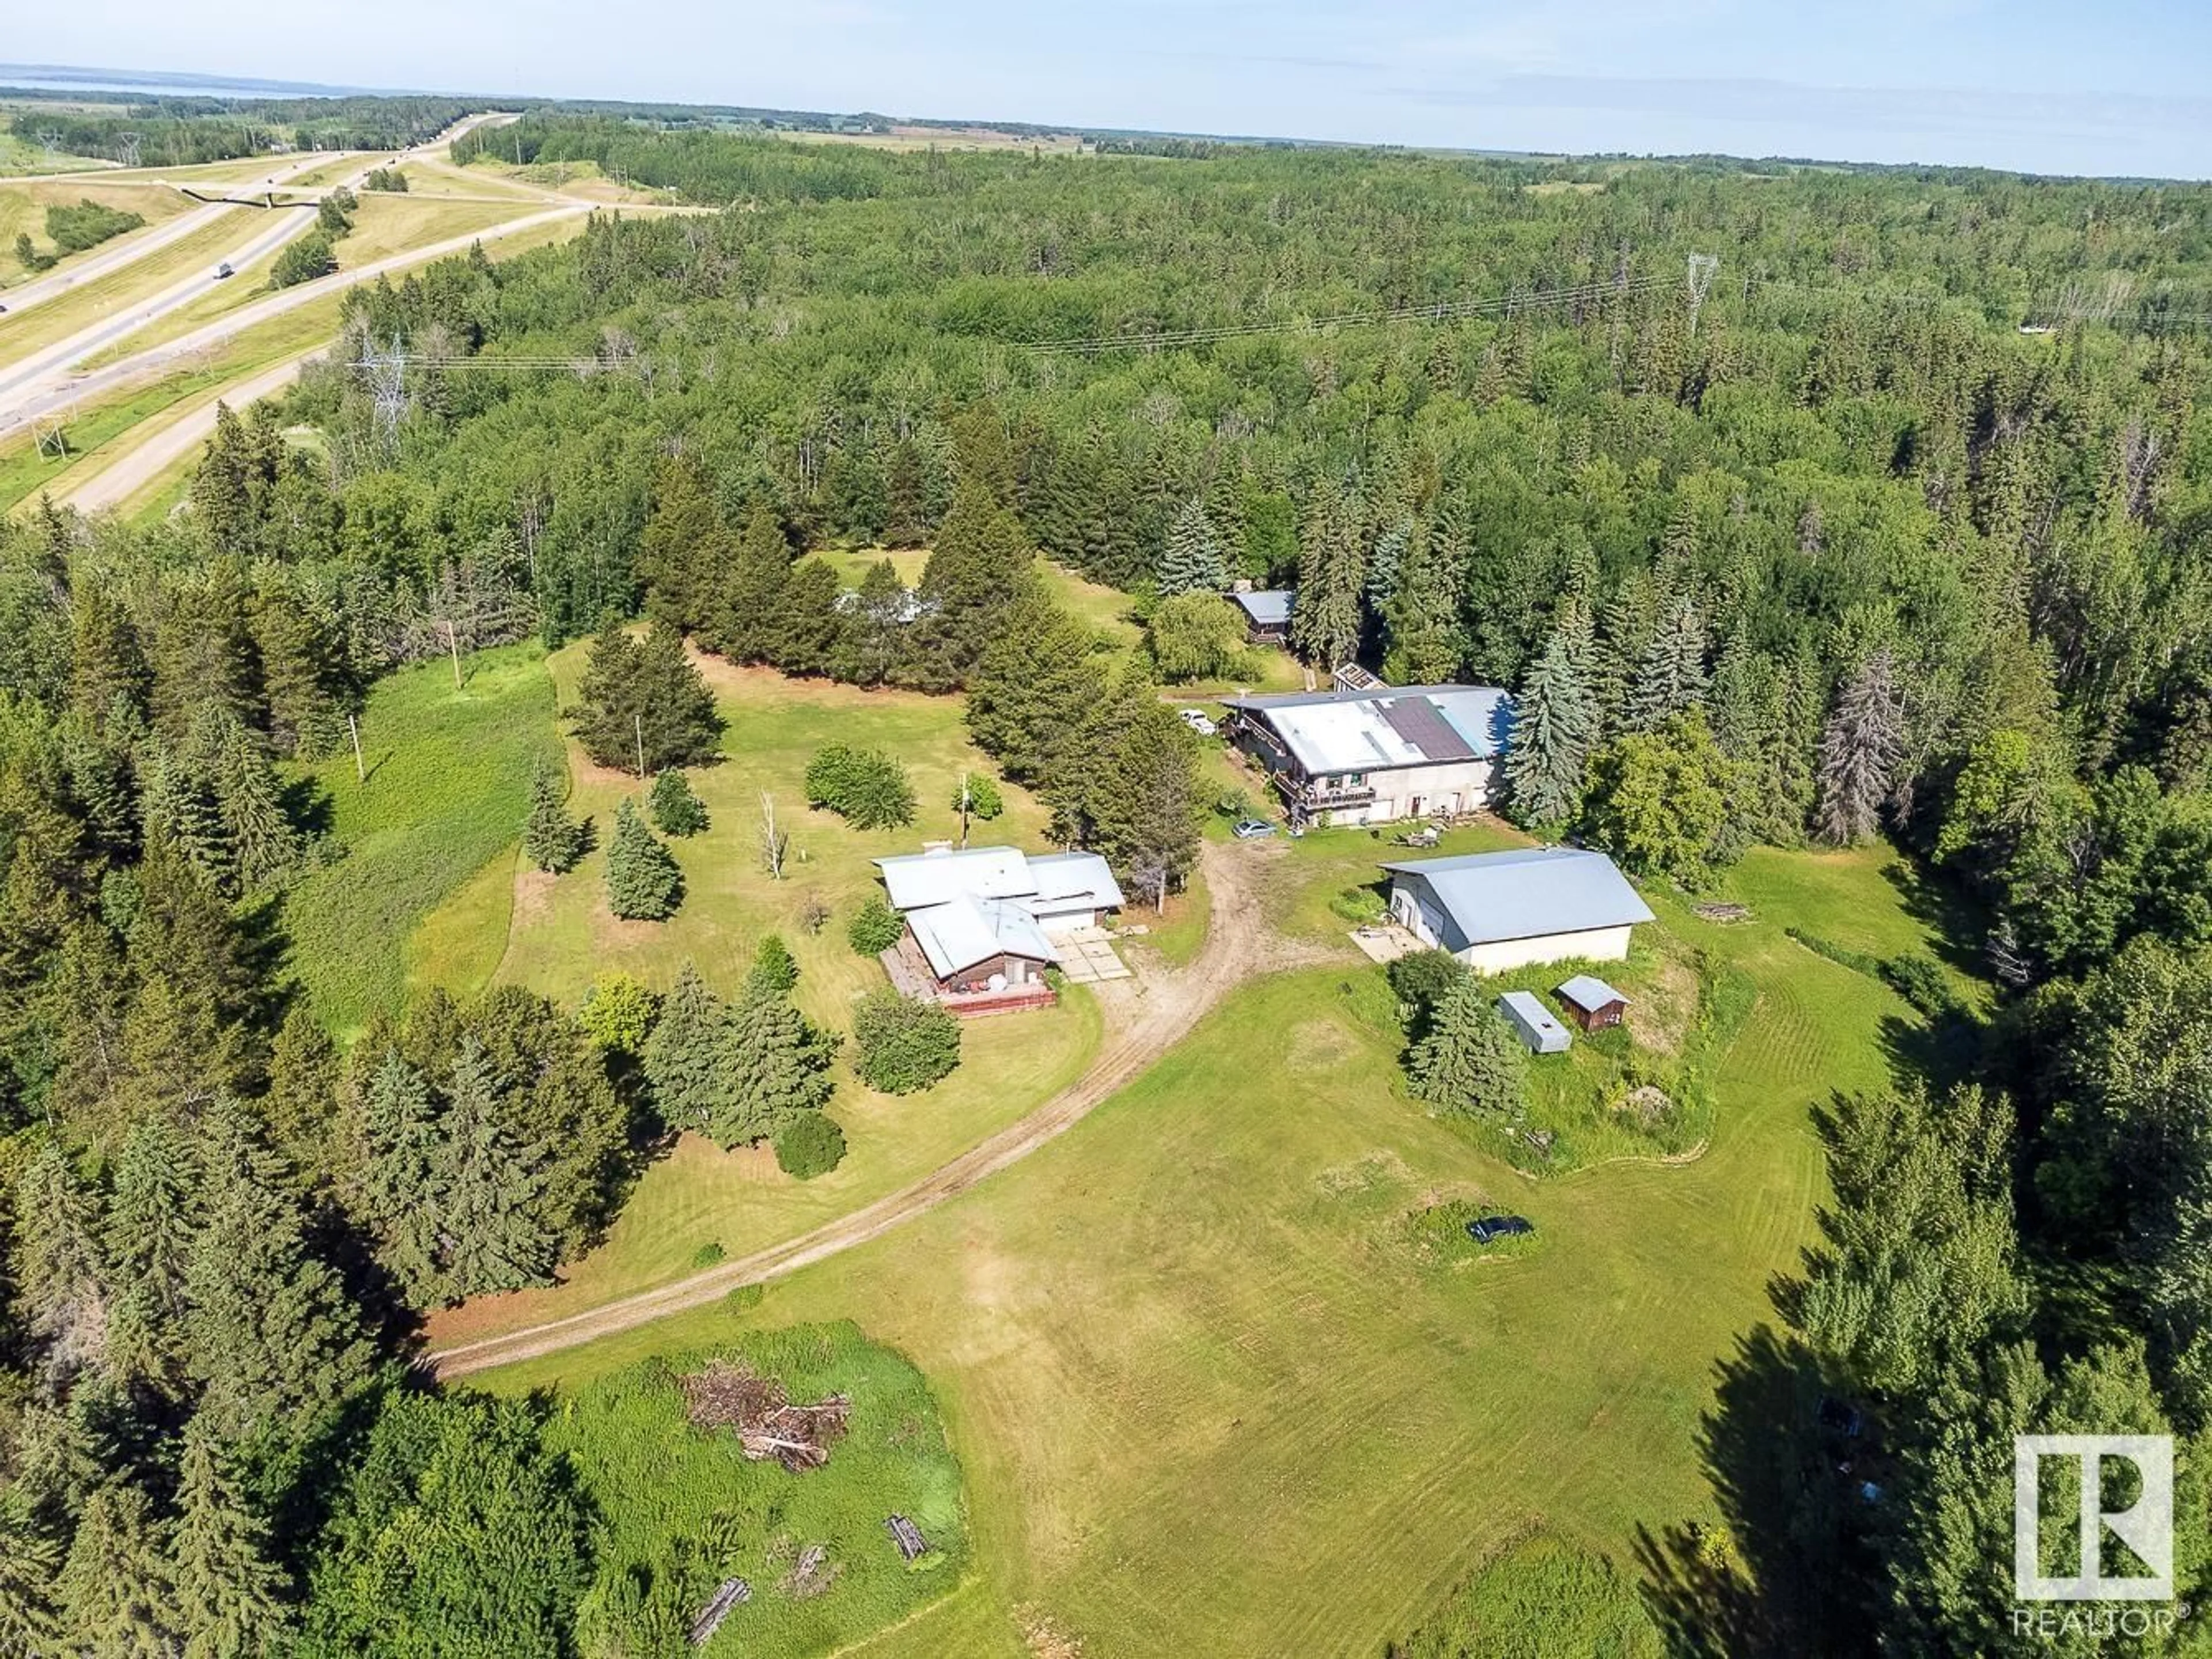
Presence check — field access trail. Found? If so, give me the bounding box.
[429,837,1323,1378]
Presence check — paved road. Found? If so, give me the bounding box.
[0,113,518,429]
[427,839,1334,1378]
[40,349,323,514]
[0,153,343,319]
[0,201,592,441]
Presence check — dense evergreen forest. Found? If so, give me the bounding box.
[2,113,2211,1649]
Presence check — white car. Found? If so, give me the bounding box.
[1177,708,1218,737]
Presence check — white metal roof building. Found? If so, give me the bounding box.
[906,895,1060,980]
[1221,683,1514,827]
[1497,989,1572,1054]
[1381,847,1656,975]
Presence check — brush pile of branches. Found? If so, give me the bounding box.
[680,1359,850,1472]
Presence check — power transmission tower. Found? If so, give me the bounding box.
[115,131,142,169]
[361,334,410,456]
[35,129,62,161]
[1685,253,1720,336]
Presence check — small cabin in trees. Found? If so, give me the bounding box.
[1380,848,1654,974]
[1555,974,1630,1032]
[1227,588,1295,645]
[1222,683,1513,828]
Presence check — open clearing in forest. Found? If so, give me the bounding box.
[472,840,1945,1657]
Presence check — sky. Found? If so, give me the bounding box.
[12,0,2212,178]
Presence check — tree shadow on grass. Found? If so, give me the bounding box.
[1635,1323,1881,1658]
[1878,854,1990,983]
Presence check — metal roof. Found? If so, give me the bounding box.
[1555,974,1630,1012]
[1027,851,1127,912]
[1379,848,1655,948]
[907,896,1059,978]
[1497,989,1572,1050]
[876,847,1033,910]
[1223,684,1513,775]
[874,846,1123,915]
[1229,589,1295,625]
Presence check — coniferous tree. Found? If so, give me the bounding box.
[637,453,726,634]
[1504,630,1598,826]
[834,558,911,688]
[0,1488,61,1658]
[355,1048,446,1304]
[12,1139,108,1381]
[69,584,152,735]
[747,934,799,998]
[642,967,730,1135]
[1626,592,1709,731]
[172,1415,289,1659]
[647,767,708,836]
[183,702,301,889]
[605,798,683,921]
[1291,475,1364,668]
[434,1039,553,1296]
[910,476,1035,690]
[713,989,834,1147]
[1406,975,1528,1119]
[184,1102,370,1441]
[569,622,722,774]
[522,756,586,874]
[1157,498,1228,596]
[103,1117,199,1394]
[1814,649,1908,846]
[965,581,1104,782]
[1087,701,1202,910]
[711,501,793,664]
[55,1482,179,1657]
[1383,525,1465,685]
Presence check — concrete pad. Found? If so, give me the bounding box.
[1349,923,1424,964]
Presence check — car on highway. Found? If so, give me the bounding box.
[214,262,234,281]
[1464,1214,1535,1245]
[1231,818,1276,839]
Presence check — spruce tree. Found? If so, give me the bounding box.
[55,1482,180,1657]
[1384,524,1465,685]
[434,1039,553,1296]
[713,500,793,664]
[103,1118,199,1393]
[184,1102,370,1440]
[13,1139,108,1378]
[1290,475,1365,668]
[747,934,799,999]
[1625,592,1709,731]
[355,1048,447,1305]
[1504,630,1599,827]
[1088,702,1202,910]
[642,966,730,1135]
[637,453,726,634]
[184,702,300,888]
[1406,976,1528,1119]
[713,990,834,1147]
[1815,648,1908,846]
[1157,499,1228,596]
[173,1415,289,1659]
[648,767,709,836]
[605,798,683,921]
[0,1488,60,1658]
[522,756,586,874]
[569,622,722,774]
[910,476,1036,690]
[69,584,151,735]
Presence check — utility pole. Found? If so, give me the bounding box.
[348,713,366,783]
[445,618,462,689]
[634,712,647,781]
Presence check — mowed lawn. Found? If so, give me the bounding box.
[281,643,559,1040]
[417,643,1108,1347]
[475,842,1937,1658]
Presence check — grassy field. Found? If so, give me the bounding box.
[280,644,560,1041]
[551,1322,970,1657]
[0,178,194,285]
[474,838,1949,1657]
[0,207,250,358]
[74,195,530,360]
[414,642,1109,1348]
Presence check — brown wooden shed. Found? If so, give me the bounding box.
[1555,974,1630,1032]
